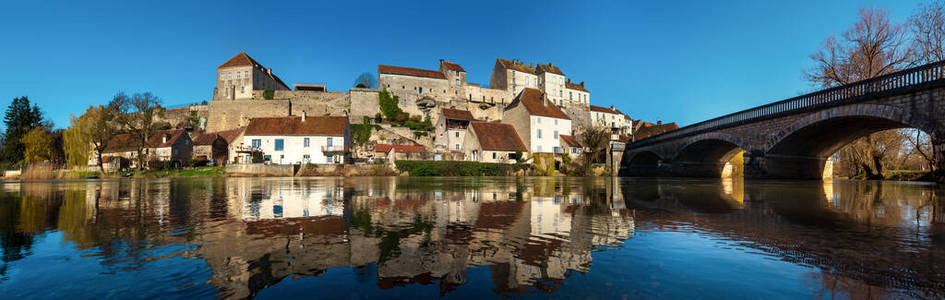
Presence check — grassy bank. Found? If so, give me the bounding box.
[395,160,528,176]
[138,166,226,178]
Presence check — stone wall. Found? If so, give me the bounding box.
[206,99,291,131]
[225,164,297,176]
[158,105,209,130]
[350,88,381,122]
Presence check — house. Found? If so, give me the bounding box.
[214,51,290,100]
[559,135,583,157]
[502,88,573,155]
[240,114,351,165]
[463,122,527,163]
[490,58,590,107]
[377,60,510,108]
[93,129,193,170]
[193,128,242,165]
[590,105,632,136]
[374,144,428,161]
[433,108,475,155]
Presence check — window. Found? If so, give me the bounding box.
[244,71,248,78]
[327,137,333,147]
[240,86,245,93]
[537,145,543,152]
[225,87,228,94]
[455,144,460,150]
[492,152,496,159]
[536,117,541,124]
[553,146,562,153]
[304,138,310,147]
[220,73,225,80]
[419,87,423,94]
[572,147,580,154]
[570,92,573,100]
[554,130,559,139]
[236,72,240,79]
[274,139,284,151]
[264,155,271,161]
[537,129,542,139]
[554,119,558,125]
[455,132,459,138]
[227,72,232,80]
[251,139,261,148]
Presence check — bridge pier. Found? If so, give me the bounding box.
[745,153,828,180]
[934,141,945,182]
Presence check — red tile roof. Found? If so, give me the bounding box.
[441,108,474,120]
[216,128,244,143]
[470,122,527,152]
[440,60,465,72]
[496,58,536,74]
[104,129,187,153]
[506,88,570,119]
[244,116,348,136]
[590,105,624,115]
[374,144,426,153]
[633,122,679,141]
[378,64,446,79]
[218,52,289,90]
[192,132,222,146]
[559,135,580,148]
[565,80,588,92]
[536,63,564,75]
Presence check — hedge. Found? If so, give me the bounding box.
[395,160,527,176]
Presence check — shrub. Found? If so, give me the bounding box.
[263,90,275,100]
[395,160,528,176]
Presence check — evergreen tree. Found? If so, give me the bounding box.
[2,97,46,167]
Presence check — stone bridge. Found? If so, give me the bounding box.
[622,62,945,180]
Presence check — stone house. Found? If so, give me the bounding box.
[93,129,193,170]
[433,108,475,154]
[502,88,573,155]
[192,128,242,165]
[374,144,428,161]
[214,52,290,100]
[463,122,527,163]
[240,114,351,165]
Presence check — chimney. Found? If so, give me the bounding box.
[162,135,168,144]
[267,68,272,76]
[580,81,584,86]
[657,120,662,125]
[302,110,307,122]
[610,105,615,110]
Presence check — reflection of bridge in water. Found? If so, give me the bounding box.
[624,178,945,298]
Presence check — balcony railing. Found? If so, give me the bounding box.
[321,145,349,153]
[630,60,945,148]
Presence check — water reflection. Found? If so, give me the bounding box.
[0,177,943,298]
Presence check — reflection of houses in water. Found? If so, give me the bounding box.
[2,178,638,298]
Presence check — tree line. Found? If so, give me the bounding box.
[1,93,165,171]
[804,2,945,179]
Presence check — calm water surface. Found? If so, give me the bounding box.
[0,177,943,299]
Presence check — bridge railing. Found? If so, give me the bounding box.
[631,61,945,148]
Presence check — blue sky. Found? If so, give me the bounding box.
[0,0,924,129]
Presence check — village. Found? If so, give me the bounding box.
[68,52,679,177]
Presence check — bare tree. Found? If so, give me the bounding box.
[911,1,945,63]
[805,7,915,179]
[805,7,915,87]
[110,92,163,170]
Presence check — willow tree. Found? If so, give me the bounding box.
[804,7,915,179]
[21,127,52,164]
[64,105,119,169]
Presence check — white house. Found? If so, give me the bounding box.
[241,114,351,164]
[503,88,573,154]
[590,105,632,136]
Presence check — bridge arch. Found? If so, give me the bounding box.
[765,104,935,157]
[758,104,937,179]
[671,133,748,178]
[624,151,664,177]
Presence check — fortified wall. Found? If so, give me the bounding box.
[206,89,382,131]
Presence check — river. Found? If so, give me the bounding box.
[0,177,942,299]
